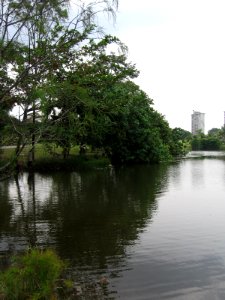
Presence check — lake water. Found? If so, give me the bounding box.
[1,151,225,299]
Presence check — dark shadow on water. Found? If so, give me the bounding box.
[0,164,170,296]
[0,165,170,256]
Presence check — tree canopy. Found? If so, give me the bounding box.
[0,0,186,175]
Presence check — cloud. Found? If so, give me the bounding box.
[106,0,225,131]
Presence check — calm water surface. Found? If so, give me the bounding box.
[1,152,225,299]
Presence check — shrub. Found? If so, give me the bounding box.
[0,249,64,300]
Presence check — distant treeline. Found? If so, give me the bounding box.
[191,127,225,151]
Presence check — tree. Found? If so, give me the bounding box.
[172,127,192,141]
[0,0,119,106]
[92,81,173,164]
[170,127,192,156]
[1,0,184,172]
[39,34,138,158]
[41,46,174,165]
[201,137,221,150]
[0,0,119,173]
[191,131,221,151]
[191,135,201,150]
[208,128,220,136]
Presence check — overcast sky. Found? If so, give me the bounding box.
[103,0,225,132]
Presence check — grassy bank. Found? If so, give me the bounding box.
[31,155,110,172]
[0,249,109,299]
[0,144,110,173]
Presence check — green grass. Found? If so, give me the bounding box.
[0,249,64,300]
[0,144,110,173]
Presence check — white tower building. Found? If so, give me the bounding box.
[191,111,205,135]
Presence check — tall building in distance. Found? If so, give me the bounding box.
[191,111,205,135]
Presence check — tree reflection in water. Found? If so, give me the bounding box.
[0,165,169,294]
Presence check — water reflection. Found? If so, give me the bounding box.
[51,165,169,264]
[0,165,169,278]
[2,157,225,299]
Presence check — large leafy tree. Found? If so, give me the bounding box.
[39,34,137,157]
[96,81,173,164]
[1,0,185,173]
[0,0,119,171]
[33,33,175,164]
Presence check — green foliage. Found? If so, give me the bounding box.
[40,35,141,160]
[170,127,192,156]
[91,81,173,164]
[0,0,120,173]
[0,249,64,300]
[191,133,222,151]
[1,0,189,170]
[172,127,192,141]
[191,135,202,150]
[208,128,221,136]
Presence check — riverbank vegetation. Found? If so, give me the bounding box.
[191,127,225,151]
[0,0,190,178]
[0,248,106,299]
[0,144,110,173]
[0,249,64,299]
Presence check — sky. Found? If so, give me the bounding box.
[102,0,225,132]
